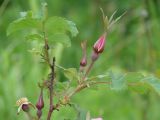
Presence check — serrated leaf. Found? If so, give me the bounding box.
[48,33,71,47]
[25,33,43,41]
[128,84,148,94]
[125,72,144,83]
[66,20,79,37]
[110,71,126,91]
[45,16,78,37]
[46,17,67,34]
[7,11,42,36]
[63,68,78,81]
[144,75,160,95]
[124,72,147,93]
[45,16,78,47]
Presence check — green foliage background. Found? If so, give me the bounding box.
[0,0,160,120]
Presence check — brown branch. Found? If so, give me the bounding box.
[41,20,56,120]
[47,57,55,120]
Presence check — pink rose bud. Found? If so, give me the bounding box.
[93,33,106,54]
[36,89,44,110]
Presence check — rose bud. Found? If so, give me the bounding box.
[80,57,87,67]
[36,89,44,110]
[93,33,106,54]
[80,41,87,69]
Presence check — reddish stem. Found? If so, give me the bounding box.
[47,58,55,120]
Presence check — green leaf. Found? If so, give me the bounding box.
[66,20,79,37]
[25,33,43,41]
[46,16,78,37]
[124,72,144,83]
[103,68,160,94]
[124,72,147,93]
[144,75,160,95]
[63,68,78,81]
[45,16,78,47]
[128,84,148,94]
[7,11,42,36]
[110,71,126,91]
[48,33,71,47]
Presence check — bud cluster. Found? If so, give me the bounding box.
[79,32,107,80]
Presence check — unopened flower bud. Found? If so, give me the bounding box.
[93,33,106,54]
[80,57,87,67]
[80,41,87,68]
[36,89,44,110]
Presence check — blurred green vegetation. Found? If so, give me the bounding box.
[1,0,160,120]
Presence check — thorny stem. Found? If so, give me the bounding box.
[42,20,55,120]
[47,58,55,120]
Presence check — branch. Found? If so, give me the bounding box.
[41,20,56,120]
[47,57,55,120]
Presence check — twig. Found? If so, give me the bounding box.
[68,80,144,98]
[41,19,55,120]
[82,61,95,81]
[47,58,55,120]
